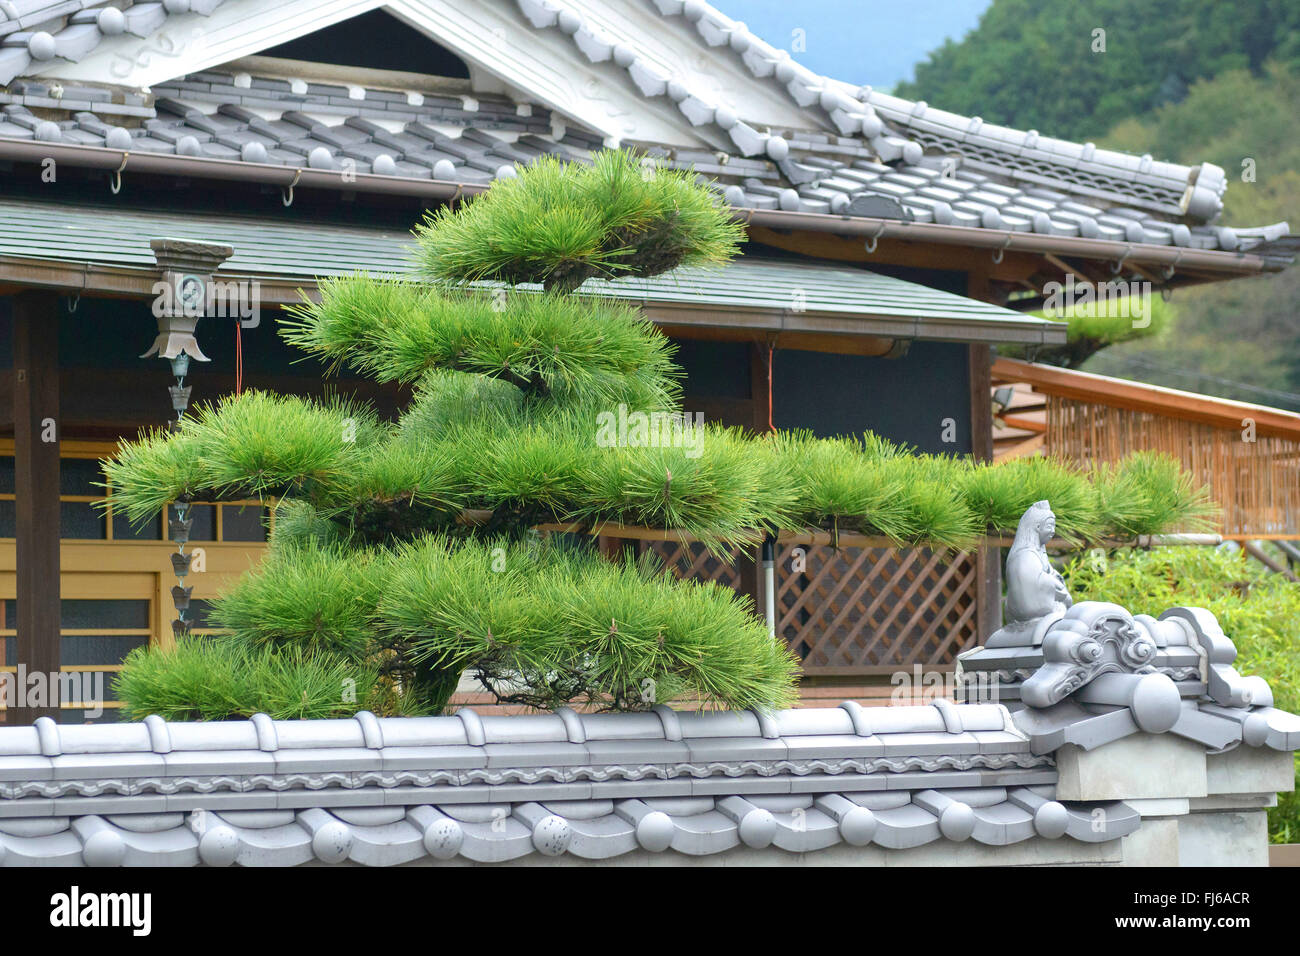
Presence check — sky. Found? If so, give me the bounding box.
[723,0,992,90]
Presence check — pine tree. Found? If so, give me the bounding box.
[108,150,802,720]
[104,150,1216,721]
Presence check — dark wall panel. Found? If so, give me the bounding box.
[671,339,751,399]
[772,342,972,454]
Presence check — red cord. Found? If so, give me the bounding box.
[235,320,243,396]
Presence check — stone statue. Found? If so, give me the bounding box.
[985,500,1072,648]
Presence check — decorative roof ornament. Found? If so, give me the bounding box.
[959,500,1300,753]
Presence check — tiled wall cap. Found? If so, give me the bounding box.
[456,707,487,746]
[636,811,675,851]
[530,814,572,855]
[738,807,776,848]
[198,825,239,866]
[421,816,464,860]
[1243,712,1272,748]
[144,714,172,754]
[250,713,278,752]
[353,711,384,750]
[717,797,776,848]
[749,708,780,739]
[34,716,61,756]
[80,823,127,867]
[838,700,874,737]
[939,802,975,841]
[914,789,975,841]
[310,819,353,864]
[555,707,586,744]
[1034,800,1070,839]
[1129,673,1182,734]
[652,704,682,741]
[931,698,963,734]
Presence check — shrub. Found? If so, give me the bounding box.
[1062,546,1300,842]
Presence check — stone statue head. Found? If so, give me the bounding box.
[1015,500,1056,548]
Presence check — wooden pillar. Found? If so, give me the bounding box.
[740,342,772,617]
[966,273,1003,639]
[12,292,61,724]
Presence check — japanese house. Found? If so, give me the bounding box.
[0,0,1293,721]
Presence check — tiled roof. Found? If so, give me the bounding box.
[0,0,1289,256]
[0,198,1069,343]
[0,702,1142,866]
[0,0,230,82]
[517,0,1287,252]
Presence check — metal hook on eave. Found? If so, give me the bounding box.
[1161,249,1186,282]
[991,233,1013,264]
[109,152,129,195]
[1110,244,1133,275]
[863,222,887,254]
[282,168,302,207]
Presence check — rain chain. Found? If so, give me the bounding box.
[143,238,234,643]
[168,351,195,639]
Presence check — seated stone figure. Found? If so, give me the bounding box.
[970,500,1274,718]
[985,500,1072,648]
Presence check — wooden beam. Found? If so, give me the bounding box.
[998,413,1048,434]
[11,291,61,723]
[659,324,897,358]
[995,433,1047,461]
[748,225,1043,283]
[992,356,1300,440]
[966,276,1002,640]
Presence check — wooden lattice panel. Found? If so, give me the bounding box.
[646,539,980,670]
[776,545,979,669]
[646,540,745,590]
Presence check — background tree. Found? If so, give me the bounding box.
[898,2,1300,408]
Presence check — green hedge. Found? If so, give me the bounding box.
[1062,546,1300,843]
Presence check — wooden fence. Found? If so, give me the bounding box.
[993,357,1300,538]
[1046,397,1300,536]
[648,540,981,672]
